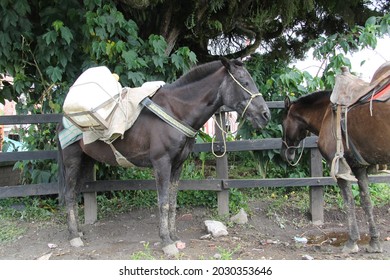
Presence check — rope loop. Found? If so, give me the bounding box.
[282,139,306,167]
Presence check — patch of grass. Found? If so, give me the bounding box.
[366,183,390,206]
[130,242,156,260]
[214,245,241,260]
[0,197,57,222]
[96,190,157,219]
[324,183,390,209]
[0,221,26,243]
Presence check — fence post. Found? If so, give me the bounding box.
[309,147,324,224]
[84,165,98,224]
[215,112,229,216]
[57,148,65,205]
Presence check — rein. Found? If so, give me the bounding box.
[282,139,306,167]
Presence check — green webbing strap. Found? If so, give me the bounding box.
[141,97,198,138]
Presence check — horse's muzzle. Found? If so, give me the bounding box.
[253,108,271,129]
[280,144,296,162]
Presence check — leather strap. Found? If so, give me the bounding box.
[141,97,197,138]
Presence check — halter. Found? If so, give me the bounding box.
[228,71,263,118]
[209,71,264,158]
[282,138,306,167]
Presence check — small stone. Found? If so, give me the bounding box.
[302,254,314,260]
[36,253,52,260]
[162,243,179,257]
[175,241,186,250]
[47,243,58,249]
[213,253,222,259]
[70,237,84,247]
[204,220,228,237]
[230,208,248,225]
[200,234,212,240]
[294,236,308,244]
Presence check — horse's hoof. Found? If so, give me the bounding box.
[342,243,359,254]
[367,242,383,253]
[162,243,179,257]
[70,237,84,247]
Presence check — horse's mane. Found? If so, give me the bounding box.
[294,90,332,105]
[165,60,223,88]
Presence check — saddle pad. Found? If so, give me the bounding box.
[330,67,375,106]
[58,117,82,149]
[331,62,390,106]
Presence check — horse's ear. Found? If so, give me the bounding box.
[220,57,231,70]
[284,96,291,109]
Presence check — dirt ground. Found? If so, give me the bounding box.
[0,200,389,260]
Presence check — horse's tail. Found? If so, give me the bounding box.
[56,122,66,205]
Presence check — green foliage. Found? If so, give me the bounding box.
[309,14,390,87]
[368,183,390,206]
[1,1,196,184]
[0,197,57,221]
[130,242,156,260]
[215,245,241,260]
[177,190,217,209]
[96,191,157,218]
[0,221,26,243]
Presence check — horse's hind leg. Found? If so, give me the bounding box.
[353,167,382,253]
[337,178,360,253]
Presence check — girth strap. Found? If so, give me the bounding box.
[340,114,370,166]
[108,143,135,168]
[141,97,198,138]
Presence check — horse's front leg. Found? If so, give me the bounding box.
[154,163,174,247]
[168,180,179,241]
[168,155,189,244]
[156,185,173,247]
[337,178,360,253]
[156,174,182,256]
[353,167,382,253]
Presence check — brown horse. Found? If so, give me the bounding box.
[281,88,390,254]
[58,58,271,255]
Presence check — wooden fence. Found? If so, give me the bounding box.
[1,102,390,225]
